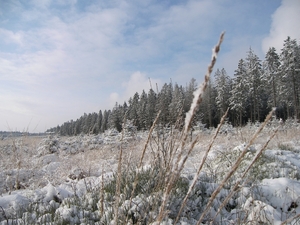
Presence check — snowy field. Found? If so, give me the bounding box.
[1,120,300,224]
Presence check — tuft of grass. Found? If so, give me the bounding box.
[278,143,295,151]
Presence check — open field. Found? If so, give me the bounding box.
[1,119,300,224]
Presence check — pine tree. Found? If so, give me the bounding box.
[128,92,140,129]
[156,83,173,126]
[96,110,103,133]
[90,112,98,134]
[82,113,89,134]
[74,118,82,135]
[196,77,217,127]
[214,68,232,119]
[169,83,185,127]
[108,103,123,132]
[121,102,128,120]
[245,48,264,122]
[263,47,281,109]
[280,36,300,120]
[184,78,197,113]
[145,89,157,129]
[230,59,248,126]
[138,90,148,130]
[101,110,110,133]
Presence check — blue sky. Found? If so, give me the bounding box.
[0,0,299,132]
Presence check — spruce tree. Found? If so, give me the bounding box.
[128,92,140,129]
[138,90,148,130]
[156,83,173,126]
[169,83,185,126]
[146,89,157,129]
[101,110,110,133]
[230,59,248,126]
[96,110,103,133]
[184,78,197,113]
[214,68,232,119]
[245,48,264,122]
[263,47,281,109]
[108,103,123,132]
[280,36,300,120]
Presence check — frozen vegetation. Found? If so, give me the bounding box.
[1,118,300,224]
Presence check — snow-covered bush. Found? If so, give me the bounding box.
[37,136,60,155]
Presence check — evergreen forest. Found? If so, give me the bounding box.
[47,36,300,136]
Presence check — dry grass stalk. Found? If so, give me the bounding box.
[127,111,161,205]
[196,108,276,225]
[171,32,226,181]
[174,108,229,224]
[150,120,182,178]
[210,124,279,224]
[281,213,300,225]
[162,120,182,172]
[156,32,225,223]
[100,165,104,218]
[113,114,127,223]
[138,110,161,169]
[113,147,122,223]
[183,32,225,137]
[12,139,21,190]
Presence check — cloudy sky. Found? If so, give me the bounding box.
[0,0,299,132]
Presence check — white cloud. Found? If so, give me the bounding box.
[123,71,161,97]
[0,28,24,45]
[107,71,162,107]
[29,0,52,9]
[262,0,300,52]
[0,92,43,132]
[109,92,120,107]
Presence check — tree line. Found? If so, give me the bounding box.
[47,36,300,136]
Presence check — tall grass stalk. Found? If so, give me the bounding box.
[12,139,21,190]
[113,115,127,224]
[174,108,229,224]
[166,118,184,170]
[156,32,225,223]
[138,111,161,169]
[211,123,279,224]
[184,32,225,136]
[281,213,300,225]
[100,165,104,218]
[127,111,161,208]
[196,108,276,225]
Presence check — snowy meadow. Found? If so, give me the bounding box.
[1,119,300,225]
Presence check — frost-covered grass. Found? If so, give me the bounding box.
[1,120,300,224]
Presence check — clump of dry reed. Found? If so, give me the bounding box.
[108,32,298,224]
[156,32,226,223]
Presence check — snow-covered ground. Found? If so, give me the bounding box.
[1,120,300,224]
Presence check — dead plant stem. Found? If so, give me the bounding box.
[156,32,225,223]
[174,108,229,224]
[196,108,276,225]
